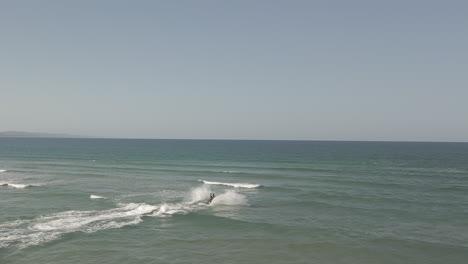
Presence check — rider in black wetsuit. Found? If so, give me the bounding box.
[209,193,216,203]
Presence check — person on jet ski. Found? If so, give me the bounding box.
[209,193,216,203]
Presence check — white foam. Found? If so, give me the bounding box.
[0,219,28,228]
[152,203,192,217]
[0,185,250,249]
[90,195,105,199]
[0,202,158,248]
[0,182,39,189]
[7,183,28,189]
[0,169,7,173]
[210,190,248,206]
[29,203,155,232]
[200,180,261,189]
[0,199,204,248]
[187,184,249,206]
[150,186,220,217]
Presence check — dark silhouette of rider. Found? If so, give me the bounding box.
[209,193,216,203]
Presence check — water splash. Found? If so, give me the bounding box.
[210,190,248,206]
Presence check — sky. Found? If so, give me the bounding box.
[1,0,467,141]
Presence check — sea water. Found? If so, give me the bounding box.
[0,138,467,263]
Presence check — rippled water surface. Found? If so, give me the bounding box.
[1,139,467,263]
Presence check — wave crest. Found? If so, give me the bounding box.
[90,195,105,199]
[0,182,40,189]
[199,180,261,189]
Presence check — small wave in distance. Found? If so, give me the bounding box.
[199,180,261,189]
[90,195,105,199]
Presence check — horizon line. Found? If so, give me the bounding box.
[0,135,467,143]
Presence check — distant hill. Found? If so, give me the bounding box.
[0,131,88,138]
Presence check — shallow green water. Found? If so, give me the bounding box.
[1,139,467,263]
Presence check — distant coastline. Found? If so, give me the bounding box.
[0,131,88,138]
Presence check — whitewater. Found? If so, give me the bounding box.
[0,184,248,249]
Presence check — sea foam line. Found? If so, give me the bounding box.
[199,180,261,189]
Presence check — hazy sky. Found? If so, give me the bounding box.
[1,0,467,141]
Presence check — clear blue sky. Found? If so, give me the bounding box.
[1,0,467,141]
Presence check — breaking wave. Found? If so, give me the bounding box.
[199,180,261,189]
[0,169,7,173]
[90,195,105,199]
[0,182,40,189]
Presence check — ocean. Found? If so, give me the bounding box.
[0,138,467,264]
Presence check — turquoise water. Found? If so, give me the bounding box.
[0,138,467,264]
